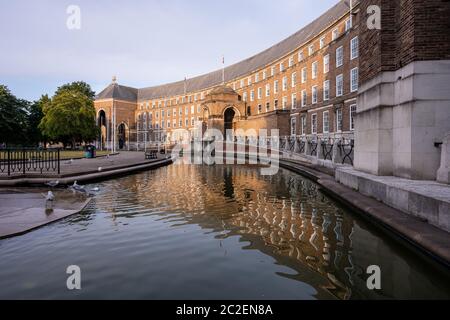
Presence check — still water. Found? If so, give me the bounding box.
[0,164,449,299]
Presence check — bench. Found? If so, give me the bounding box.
[145,150,158,160]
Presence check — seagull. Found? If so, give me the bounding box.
[71,181,86,192]
[65,159,74,165]
[91,187,100,192]
[98,167,103,172]
[45,180,59,188]
[45,191,55,201]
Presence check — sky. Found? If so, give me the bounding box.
[0,0,339,101]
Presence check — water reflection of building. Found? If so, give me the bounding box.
[93,165,450,300]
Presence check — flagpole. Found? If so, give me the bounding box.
[222,55,225,85]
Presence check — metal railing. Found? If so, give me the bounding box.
[0,148,61,176]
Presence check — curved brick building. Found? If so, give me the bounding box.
[95,0,450,184]
[95,0,360,148]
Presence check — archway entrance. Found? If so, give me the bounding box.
[118,123,128,150]
[98,110,107,150]
[224,108,236,140]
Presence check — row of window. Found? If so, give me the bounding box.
[290,104,357,136]
[251,68,358,114]
[139,117,200,130]
[138,104,203,120]
[138,32,358,112]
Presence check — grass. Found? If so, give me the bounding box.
[59,150,111,160]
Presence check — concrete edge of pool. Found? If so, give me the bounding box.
[279,160,450,268]
[0,157,173,187]
[0,158,173,239]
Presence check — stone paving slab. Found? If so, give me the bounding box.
[0,189,91,239]
[0,152,165,179]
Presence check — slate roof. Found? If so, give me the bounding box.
[96,0,353,103]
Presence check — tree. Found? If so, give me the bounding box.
[0,85,28,146]
[40,89,98,149]
[55,81,95,100]
[25,95,48,146]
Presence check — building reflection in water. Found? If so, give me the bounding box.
[92,164,450,300]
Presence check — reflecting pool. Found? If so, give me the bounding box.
[0,165,449,299]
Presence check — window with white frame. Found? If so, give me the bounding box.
[185,118,189,127]
[320,36,326,49]
[291,117,297,136]
[336,109,343,132]
[291,72,297,87]
[312,61,318,79]
[255,73,259,83]
[258,104,262,114]
[351,36,359,60]
[179,108,182,115]
[292,93,297,109]
[301,90,307,107]
[243,92,248,102]
[324,54,330,73]
[311,114,318,134]
[250,90,255,101]
[274,99,279,109]
[282,76,288,91]
[308,44,315,56]
[298,51,304,62]
[312,86,318,104]
[332,28,339,40]
[323,111,330,133]
[289,56,294,67]
[280,62,284,72]
[323,80,330,101]
[265,84,270,97]
[301,67,307,83]
[271,66,276,76]
[345,18,352,32]
[248,77,252,86]
[274,81,279,94]
[263,70,267,80]
[257,87,262,99]
[336,46,344,67]
[191,105,195,114]
[350,104,357,130]
[301,116,306,135]
[167,120,171,128]
[240,79,244,88]
[266,102,270,112]
[336,74,344,96]
[351,67,359,92]
[282,96,288,109]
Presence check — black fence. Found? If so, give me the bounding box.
[0,149,61,176]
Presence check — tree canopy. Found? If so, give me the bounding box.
[55,81,96,100]
[0,85,29,145]
[40,88,98,148]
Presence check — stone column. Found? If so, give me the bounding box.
[437,133,450,184]
[355,0,450,180]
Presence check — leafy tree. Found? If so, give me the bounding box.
[0,85,28,146]
[55,81,95,100]
[25,95,48,146]
[40,89,98,149]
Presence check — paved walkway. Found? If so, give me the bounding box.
[0,152,173,187]
[0,189,91,239]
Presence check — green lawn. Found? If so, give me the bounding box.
[59,150,111,160]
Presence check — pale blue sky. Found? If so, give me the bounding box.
[0,0,339,101]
